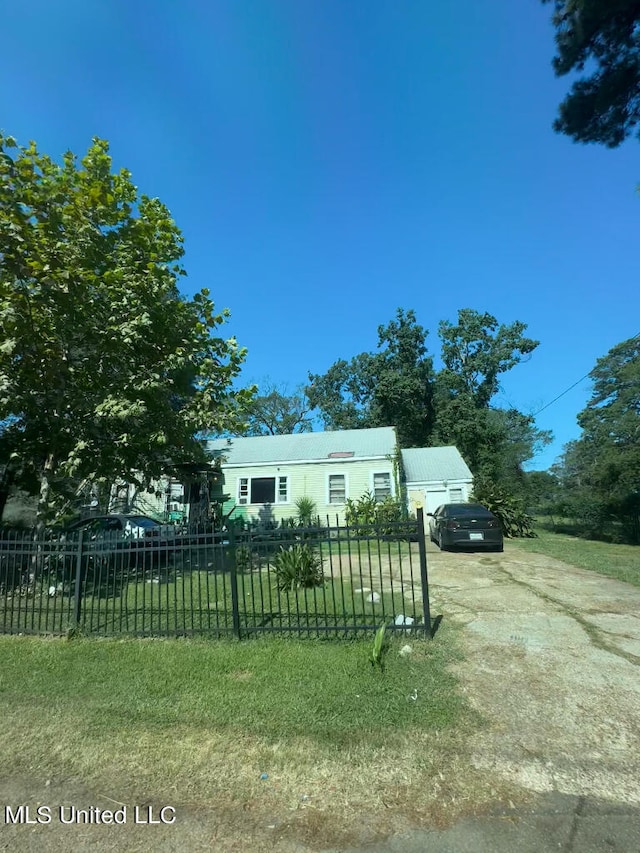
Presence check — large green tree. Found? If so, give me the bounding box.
[0,134,252,524]
[551,334,640,541]
[575,334,640,498]
[241,381,313,435]
[542,0,640,147]
[307,308,549,490]
[432,310,546,479]
[307,308,435,448]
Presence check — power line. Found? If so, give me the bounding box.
[532,373,592,416]
[532,331,640,417]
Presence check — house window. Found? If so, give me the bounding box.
[449,487,463,502]
[251,478,274,503]
[328,474,346,504]
[238,476,289,505]
[373,472,392,501]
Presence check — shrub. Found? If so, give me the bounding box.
[273,544,323,591]
[345,492,404,536]
[235,544,262,573]
[295,496,317,527]
[471,476,535,538]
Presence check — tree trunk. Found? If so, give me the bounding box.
[0,464,14,522]
[36,453,56,534]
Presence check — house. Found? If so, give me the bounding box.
[205,426,399,524]
[105,430,474,526]
[401,446,473,514]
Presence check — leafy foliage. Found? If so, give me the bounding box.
[0,134,252,525]
[273,544,324,591]
[308,307,548,493]
[547,335,640,543]
[241,381,313,435]
[295,496,318,527]
[541,1,640,147]
[438,309,538,408]
[370,623,388,670]
[471,475,535,539]
[307,309,435,448]
[345,492,404,536]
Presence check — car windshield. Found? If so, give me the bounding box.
[446,504,491,516]
[126,517,159,528]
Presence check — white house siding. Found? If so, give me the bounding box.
[108,480,167,518]
[401,446,473,517]
[407,480,471,515]
[221,458,396,525]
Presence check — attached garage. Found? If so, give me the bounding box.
[401,446,473,515]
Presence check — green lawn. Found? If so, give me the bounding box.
[0,630,477,813]
[510,528,640,586]
[1,567,424,637]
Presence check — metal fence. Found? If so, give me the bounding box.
[0,510,431,639]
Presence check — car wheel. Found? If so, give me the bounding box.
[438,532,448,552]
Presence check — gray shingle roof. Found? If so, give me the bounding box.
[401,446,472,483]
[206,427,397,465]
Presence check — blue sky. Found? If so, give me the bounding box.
[1,0,638,470]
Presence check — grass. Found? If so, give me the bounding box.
[510,528,640,587]
[2,569,423,637]
[0,630,482,827]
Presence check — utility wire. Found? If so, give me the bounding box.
[532,331,640,417]
[532,373,592,416]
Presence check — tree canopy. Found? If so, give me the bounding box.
[307,309,435,448]
[548,334,640,542]
[0,134,252,522]
[307,308,549,489]
[569,334,640,499]
[542,0,640,147]
[241,382,313,435]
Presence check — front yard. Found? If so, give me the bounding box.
[1,538,425,638]
[0,630,486,847]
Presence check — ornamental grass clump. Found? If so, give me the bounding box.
[273,544,323,591]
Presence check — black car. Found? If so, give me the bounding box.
[428,503,503,552]
[66,514,228,570]
[65,513,177,570]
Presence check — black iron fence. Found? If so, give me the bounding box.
[0,510,431,639]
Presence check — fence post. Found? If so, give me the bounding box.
[416,508,432,638]
[73,528,84,628]
[228,524,241,639]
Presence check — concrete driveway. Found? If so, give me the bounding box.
[327,540,640,852]
[318,539,640,853]
[426,538,640,806]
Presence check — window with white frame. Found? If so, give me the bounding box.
[237,476,288,505]
[328,473,346,504]
[373,472,392,501]
[449,487,463,502]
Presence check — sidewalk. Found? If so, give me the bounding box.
[326,792,640,853]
